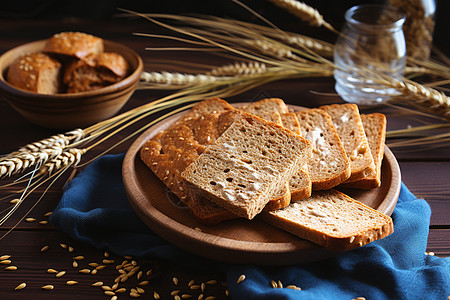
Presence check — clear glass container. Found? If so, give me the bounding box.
[388,0,436,59]
[334,4,406,105]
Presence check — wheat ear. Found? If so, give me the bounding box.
[0,129,85,178]
[207,61,267,76]
[267,0,334,30]
[387,79,450,119]
[40,148,87,175]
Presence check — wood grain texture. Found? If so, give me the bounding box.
[0,17,448,299]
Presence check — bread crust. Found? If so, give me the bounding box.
[7,52,61,94]
[295,108,351,190]
[320,104,376,184]
[261,189,394,251]
[341,113,387,189]
[44,32,104,61]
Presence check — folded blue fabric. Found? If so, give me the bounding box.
[50,153,450,300]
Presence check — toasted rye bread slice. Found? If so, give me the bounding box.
[295,108,351,190]
[280,112,301,135]
[277,112,312,201]
[340,113,386,189]
[239,98,290,115]
[181,111,312,220]
[320,104,376,183]
[260,189,394,251]
[177,97,235,124]
[140,100,292,224]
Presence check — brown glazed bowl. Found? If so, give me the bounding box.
[0,39,143,129]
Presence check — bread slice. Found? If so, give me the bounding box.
[181,111,312,219]
[177,97,236,124]
[320,104,376,183]
[140,101,292,224]
[280,112,300,134]
[7,52,62,94]
[239,98,290,115]
[295,108,351,190]
[260,189,394,251]
[341,113,386,189]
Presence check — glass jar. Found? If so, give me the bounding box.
[334,4,406,105]
[388,0,436,59]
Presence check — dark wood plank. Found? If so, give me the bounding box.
[428,229,450,257]
[0,230,228,299]
[399,162,450,226]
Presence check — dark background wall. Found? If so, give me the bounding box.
[0,0,448,49]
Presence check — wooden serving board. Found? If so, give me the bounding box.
[122,106,401,265]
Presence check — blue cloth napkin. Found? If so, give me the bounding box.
[50,153,450,300]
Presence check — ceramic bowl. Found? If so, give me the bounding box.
[0,39,143,129]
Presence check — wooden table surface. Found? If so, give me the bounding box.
[0,17,449,299]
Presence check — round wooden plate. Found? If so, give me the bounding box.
[122,106,401,265]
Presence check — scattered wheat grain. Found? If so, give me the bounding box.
[10,199,20,204]
[188,280,195,287]
[1,259,11,264]
[146,269,152,276]
[198,294,204,300]
[0,255,11,260]
[137,270,143,280]
[116,287,127,293]
[92,281,103,287]
[44,211,52,217]
[96,265,107,270]
[278,280,283,288]
[171,290,181,296]
[190,284,200,290]
[104,251,110,257]
[15,283,26,290]
[205,297,216,300]
[103,259,115,264]
[42,285,54,290]
[91,269,98,275]
[5,266,18,270]
[41,245,49,252]
[73,255,84,260]
[102,286,113,291]
[175,295,181,300]
[68,246,74,252]
[237,275,246,284]
[111,296,117,300]
[182,295,193,299]
[286,285,301,290]
[25,217,36,222]
[66,281,78,286]
[130,291,140,298]
[47,268,58,274]
[79,269,91,274]
[56,271,66,277]
[206,280,217,285]
[136,287,145,294]
[153,291,160,299]
[138,280,149,286]
[60,243,67,249]
[88,262,99,267]
[104,291,116,296]
[173,276,179,285]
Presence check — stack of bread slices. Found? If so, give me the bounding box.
[140,98,393,251]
